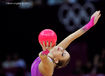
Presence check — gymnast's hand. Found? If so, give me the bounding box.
[40,41,53,51]
[91,11,101,25]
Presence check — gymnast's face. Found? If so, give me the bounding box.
[49,46,70,64]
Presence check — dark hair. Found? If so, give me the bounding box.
[56,58,70,69]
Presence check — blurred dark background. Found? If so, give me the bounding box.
[0,0,105,76]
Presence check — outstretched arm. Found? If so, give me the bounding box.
[57,11,101,49]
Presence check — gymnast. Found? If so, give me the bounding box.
[31,11,101,76]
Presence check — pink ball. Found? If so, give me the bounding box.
[38,29,57,47]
